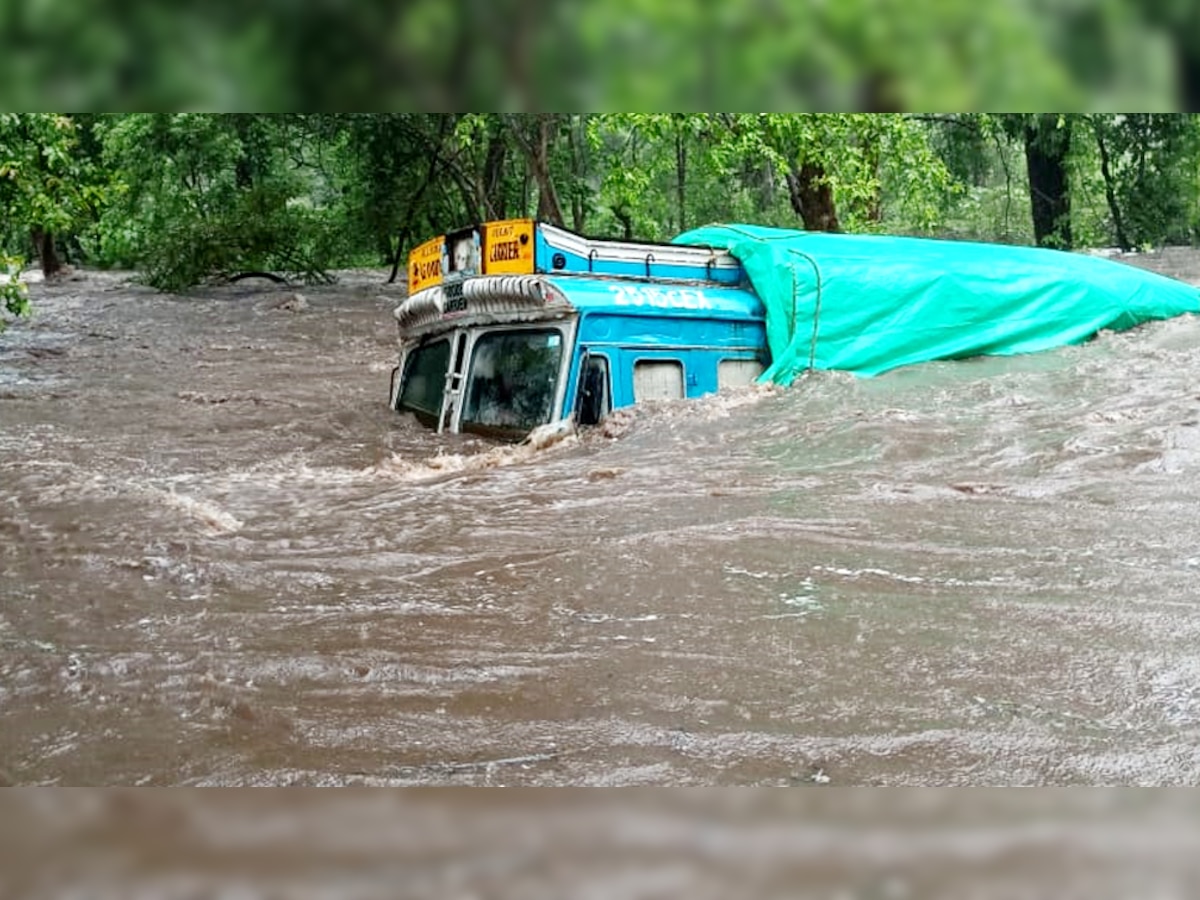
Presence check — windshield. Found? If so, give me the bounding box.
[397,338,450,423]
[462,329,563,437]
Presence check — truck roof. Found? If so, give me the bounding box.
[393,273,765,335]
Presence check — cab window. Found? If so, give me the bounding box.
[462,330,563,438]
[718,358,764,389]
[397,338,450,423]
[633,359,684,402]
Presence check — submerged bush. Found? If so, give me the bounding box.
[138,189,339,291]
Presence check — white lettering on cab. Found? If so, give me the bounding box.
[608,285,715,310]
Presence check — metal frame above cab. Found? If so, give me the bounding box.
[405,218,748,297]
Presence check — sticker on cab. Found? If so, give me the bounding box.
[483,219,535,275]
[408,236,445,294]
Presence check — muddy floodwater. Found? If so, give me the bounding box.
[5,257,1200,786]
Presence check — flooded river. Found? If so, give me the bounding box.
[5,259,1200,786]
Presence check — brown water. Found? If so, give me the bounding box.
[6,790,1200,898]
[5,263,1200,786]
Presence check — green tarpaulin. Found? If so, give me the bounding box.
[674,224,1200,385]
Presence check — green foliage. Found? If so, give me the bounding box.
[1088,114,1200,248]
[586,114,957,240]
[97,114,342,289]
[345,114,467,261]
[925,116,1030,244]
[1063,122,1120,251]
[587,116,672,239]
[4,0,1200,113]
[0,114,103,267]
[2,113,1200,301]
[1,253,30,331]
[138,188,339,291]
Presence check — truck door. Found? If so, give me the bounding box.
[574,350,612,426]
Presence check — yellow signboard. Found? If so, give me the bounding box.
[407,235,445,294]
[483,219,535,275]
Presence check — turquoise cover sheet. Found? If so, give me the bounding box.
[675,224,1200,384]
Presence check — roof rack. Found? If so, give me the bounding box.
[537,223,743,285]
[407,219,745,296]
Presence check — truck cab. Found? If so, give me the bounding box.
[389,219,769,440]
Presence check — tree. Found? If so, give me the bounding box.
[2,112,1197,301]
[1000,114,1074,249]
[337,114,455,272]
[0,114,99,277]
[502,114,567,227]
[1088,114,1200,250]
[98,113,339,290]
[703,114,953,235]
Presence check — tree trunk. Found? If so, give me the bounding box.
[1023,115,1072,249]
[532,116,565,226]
[387,125,445,284]
[563,115,589,233]
[481,128,508,221]
[504,114,566,226]
[675,129,687,233]
[377,232,395,266]
[386,234,404,283]
[864,138,883,224]
[31,228,62,278]
[232,114,255,189]
[785,161,840,232]
[1091,117,1131,251]
[614,206,634,241]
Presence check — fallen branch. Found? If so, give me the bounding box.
[229,271,291,284]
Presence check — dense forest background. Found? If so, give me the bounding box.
[2,113,1199,317]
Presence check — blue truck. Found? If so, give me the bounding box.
[389,219,767,440]
[390,218,1200,440]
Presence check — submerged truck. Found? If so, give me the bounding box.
[389,219,767,440]
[389,219,1200,440]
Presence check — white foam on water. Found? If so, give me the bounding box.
[370,432,579,483]
[141,487,244,534]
